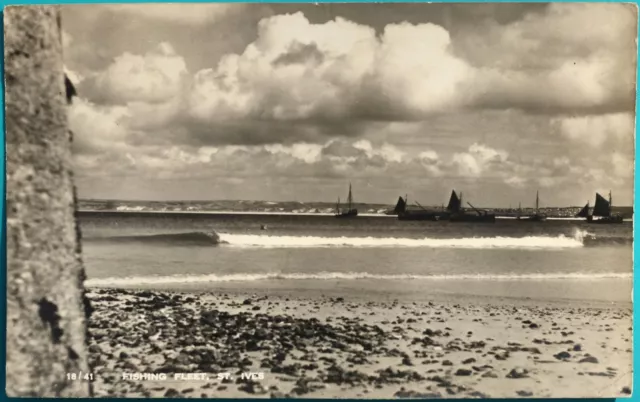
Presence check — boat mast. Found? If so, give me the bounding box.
[347,183,353,210]
[535,190,539,213]
[609,190,613,214]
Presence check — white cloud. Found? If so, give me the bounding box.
[185,13,472,125]
[68,98,130,154]
[79,42,188,104]
[264,143,324,164]
[554,112,635,147]
[452,143,509,177]
[612,152,634,178]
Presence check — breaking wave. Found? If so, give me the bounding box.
[85,232,224,246]
[220,234,585,249]
[85,271,633,287]
[83,229,631,249]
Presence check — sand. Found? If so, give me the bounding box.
[86,288,632,399]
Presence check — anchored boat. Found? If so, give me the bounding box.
[576,191,623,224]
[335,183,358,218]
[517,191,547,222]
[393,195,440,221]
[446,190,496,223]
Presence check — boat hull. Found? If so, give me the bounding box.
[449,213,496,223]
[517,214,547,222]
[397,212,439,221]
[335,209,358,218]
[586,215,623,224]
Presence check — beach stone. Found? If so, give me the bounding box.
[517,390,533,397]
[579,356,599,364]
[455,368,472,376]
[88,344,103,354]
[442,360,453,366]
[554,351,571,361]
[573,344,582,351]
[482,371,499,378]
[402,356,413,366]
[164,389,181,397]
[621,387,632,395]
[506,368,529,379]
[462,358,476,364]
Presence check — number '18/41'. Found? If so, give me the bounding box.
[66,372,94,381]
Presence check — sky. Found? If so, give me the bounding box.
[62,3,637,207]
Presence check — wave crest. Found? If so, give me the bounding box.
[85,271,633,287]
[84,230,631,249]
[220,234,584,249]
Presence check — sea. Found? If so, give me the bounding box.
[79,212,634,305]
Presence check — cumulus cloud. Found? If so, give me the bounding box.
[452,143,509,177]
[553,112,635,148]
[73,6,637,148]
[65,4,635,204]
[458,3,636,114]
[79,42,188,105]
[68,98,130,154]
[184,13,471,124]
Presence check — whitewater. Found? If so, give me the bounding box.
[218,231,588,249]
[79,212,633,303]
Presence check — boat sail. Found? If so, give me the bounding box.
[335,183,358,218]
[393,196,407,214]
[584,191,623,224]
[446,190,462,213]
[575,202,590,218]
[447,190,495,223]
[392,194,439,221]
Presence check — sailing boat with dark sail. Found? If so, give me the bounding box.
[578,191,623,224]
[335,183,358,218]
[517,191,547,222]
[575,202,590,218]
[447,190,496,223]
[393,195,440,221]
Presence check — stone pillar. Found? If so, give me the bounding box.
[5,6,91,397]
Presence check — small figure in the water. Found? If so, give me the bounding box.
[260,224,267,230]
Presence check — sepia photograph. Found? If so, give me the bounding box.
[5,1,636,398]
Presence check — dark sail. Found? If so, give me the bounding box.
[575,202,590,218]
[446,190,461,212]
[593,193,610,217]
[393,196,407,214]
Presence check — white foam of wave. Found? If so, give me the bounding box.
[85,271,633,287]
[219,233,585,249]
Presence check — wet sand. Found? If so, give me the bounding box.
[87,288,633,398]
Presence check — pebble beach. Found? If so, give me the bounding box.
[86,288,633,399]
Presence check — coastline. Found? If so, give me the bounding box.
[77,209,633,221]
[87,287,632,398]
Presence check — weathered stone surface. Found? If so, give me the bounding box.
[5,5,91,397]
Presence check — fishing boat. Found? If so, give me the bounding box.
[517,191,547,222]
[386,195,407,215]
[446,190,496,223]
[335,183,358,218]
[576,191,623,224]
[393,195,440,221]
